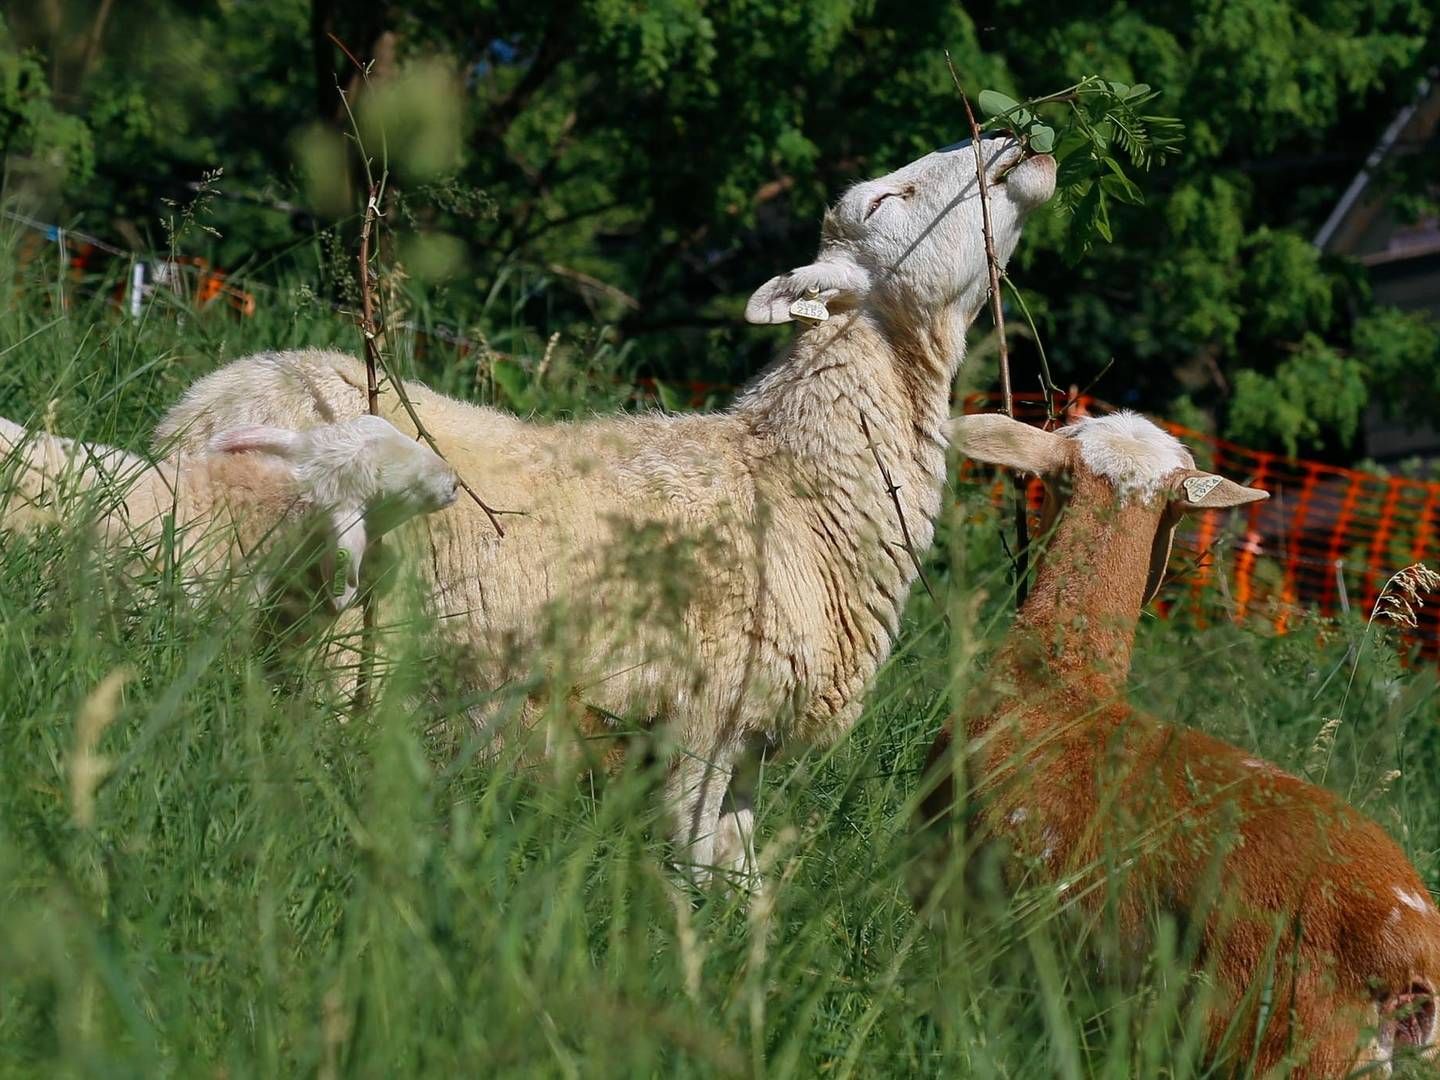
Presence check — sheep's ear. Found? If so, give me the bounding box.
[209,425,303,458]
[1143,507,1181,605]
[323,510,366,613]
[1172,470,1269,511]
[948,414,1071,476]
[744,258,871,324]
[1143,474,1268,604]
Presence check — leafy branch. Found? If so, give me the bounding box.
[977,76,1184,263]
[945,68,1184,609]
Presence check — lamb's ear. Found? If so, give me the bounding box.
[744,258,872,324]
[1173,470,1269,511]
[322,510,366,613]
[947,414,1071,476]
[1143,473,1268,604]
[209,425,303,459]
[1143,506,1181,605]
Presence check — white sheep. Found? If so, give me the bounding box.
[0,414,457,617]
[154,136,1057,885]
[920,412,1438,1077]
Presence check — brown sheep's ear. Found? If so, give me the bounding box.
[1143,472,1269,604]
[323,509,366,613]
[209,426,303,458]
[948,414,1071,476]
[1173,470,1269,511]
[1143,507,1182,605]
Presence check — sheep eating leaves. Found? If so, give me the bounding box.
[154,136,1056,888]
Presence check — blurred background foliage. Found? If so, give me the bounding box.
[2,0,1439,459]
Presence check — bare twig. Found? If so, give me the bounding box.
[330,35,512,539]
[383,376,519,532]
[945,51,1030,607]
[859,411,946,624]
[1000,270,1062,420]
[947,59,1012,416]
[334,36,510,713]
[352,183,384,713]
[358,187,383,414]
[326,31,365,74]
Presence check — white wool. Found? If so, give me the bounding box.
[1395,886,1432,914]
[1,415,456,616]
[1062,411,1192,501]
[152,138,1058,892]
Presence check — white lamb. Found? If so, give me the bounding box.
[0,414,457,617]
[154,136,1057,884]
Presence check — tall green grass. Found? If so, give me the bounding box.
[1,232,1437,1078]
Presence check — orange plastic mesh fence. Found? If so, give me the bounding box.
[961,392,1440,659]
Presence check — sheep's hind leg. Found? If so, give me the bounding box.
[712,743,763,892]
[666,745,741,890]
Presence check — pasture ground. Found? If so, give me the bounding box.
[2,242,1438,1077]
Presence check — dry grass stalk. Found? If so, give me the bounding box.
[1371,562,1440,630]
[70,667,131,827]
[667,883,705,1002]
[1306,715,1342,779]
[1319,561,1438,781]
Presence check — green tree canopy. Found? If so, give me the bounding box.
[5,0,1439,459]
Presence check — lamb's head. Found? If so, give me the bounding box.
[746,136,1056,325]
[209,415,458,610]
[951,411,1268,603]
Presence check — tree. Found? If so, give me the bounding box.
[7,0,1440,458]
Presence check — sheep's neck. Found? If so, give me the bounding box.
[983,479,1164,730]
[733,310,962,537]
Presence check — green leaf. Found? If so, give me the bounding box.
[1107,80,1130,96]
[1053,128,1090,163]
[653,378,685,413]
[491,359,534,411]
[1064,182,1103,264]
[1100,156,1144,203]
[1028,125,1055,153]
[1094,191,1113,242]
[1101,174,1142,206]
[1123,83,1151,100]
[977,90,1019,118]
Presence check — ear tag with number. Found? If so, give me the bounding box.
[332,547,351,597]
[1183,475,1222,503]
[788,287,830,326]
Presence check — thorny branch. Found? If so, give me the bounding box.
[946,51,1031,608]
[859,411,946,624]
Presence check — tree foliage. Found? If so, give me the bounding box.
[5,0,1440,458]
[0,16,93,191]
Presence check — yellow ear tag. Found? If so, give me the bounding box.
[788,287,830,326]
[1183,475,1222,503]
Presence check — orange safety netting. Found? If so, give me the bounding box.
[962,392,1440,659]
